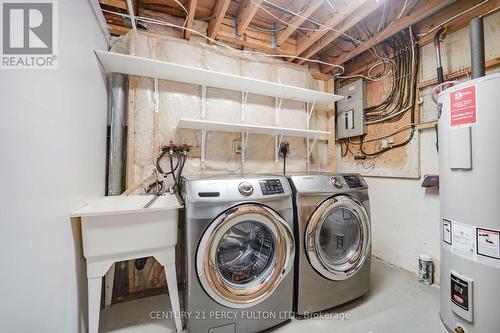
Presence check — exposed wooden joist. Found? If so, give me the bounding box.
[276,0,324,46]
[184,0,198,40]
[295,0,386,65]
[217,18,296,55]
[237,0,263,36]
[108,23,131,35]
[99,0,127,9]
[320,0,452,73]
[416,0,500,46]
[208,0,231,41]
[293,0,368,60]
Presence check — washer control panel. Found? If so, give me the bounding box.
[259,179,284,195]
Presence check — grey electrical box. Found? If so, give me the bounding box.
[336,79,366,139]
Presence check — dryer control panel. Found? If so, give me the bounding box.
[259,179,284,195]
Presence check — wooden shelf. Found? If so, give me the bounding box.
[177,118,330,139]
[95,50,343,105]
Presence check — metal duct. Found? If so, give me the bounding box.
[107,73,128,196]
[470,17,485,79]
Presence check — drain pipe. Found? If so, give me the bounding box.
[433,27,446,152]
[469,17,485,79]
[434,27,446,85]
[107,73,128,196]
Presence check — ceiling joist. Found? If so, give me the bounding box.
[208,0,232,41]
[99,0,127,9]
[319,0,453,73]
[184,0,199,40]
[292,0,368,60]
[276,0,324,47]
[237,0,263,36]
[295,0,386,65]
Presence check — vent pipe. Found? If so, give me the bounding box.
[469,17,485,79]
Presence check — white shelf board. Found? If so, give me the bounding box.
[178,118,330,138]
[95,50,343,105]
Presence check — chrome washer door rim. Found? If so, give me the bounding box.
[196,203,294,308]
[305,195,370,281]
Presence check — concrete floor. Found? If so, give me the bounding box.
[100,257,443,333]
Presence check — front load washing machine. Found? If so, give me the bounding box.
[288,173,371,315]
[182,175,295,333]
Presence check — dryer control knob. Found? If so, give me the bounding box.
[331,177,343,189]
[238,182,254,196]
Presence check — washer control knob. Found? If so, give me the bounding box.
[331,177,343,189]
[238,182,254,196]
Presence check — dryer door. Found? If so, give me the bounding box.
[305,195,370,281]
[196,202,294,308]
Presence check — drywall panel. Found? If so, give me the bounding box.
[0,1,108,332]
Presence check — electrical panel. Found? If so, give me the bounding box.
[336,79,366,140]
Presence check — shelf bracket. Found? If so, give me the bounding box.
[241,130,249,163]
[241,91,248,122]
[306,100,316,129]
[306,137,318,165]
[275,134,283,163]
[201,85,207,119]
[275,96,283,125]
[153,78,159,113]
[200,128,207,163]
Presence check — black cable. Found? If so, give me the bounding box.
[169,151,179,193]
[283,153,287,175]
[156,147,179,175]
[359,29,419,157]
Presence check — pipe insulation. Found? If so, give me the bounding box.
[469,17,485,79]
[108,73,128,196]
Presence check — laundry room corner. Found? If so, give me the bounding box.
[3,1,500,333]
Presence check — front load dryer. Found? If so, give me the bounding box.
[182,175,295,333]
[288,173,371,315]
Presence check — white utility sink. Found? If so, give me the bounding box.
[71,194,183,333]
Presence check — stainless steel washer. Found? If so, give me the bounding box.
[182,175,295,333]
[288,173,371,315]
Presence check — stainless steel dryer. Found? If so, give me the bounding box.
[182,175,295,333]
[288,173,371,315]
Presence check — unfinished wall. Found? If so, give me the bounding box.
[120,28,333,193]
[0,1,108,332]
[365,11,500,282]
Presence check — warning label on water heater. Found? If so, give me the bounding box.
[450,85,477,127]
[477,228,500,259]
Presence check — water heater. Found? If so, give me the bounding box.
[438,72,500,333]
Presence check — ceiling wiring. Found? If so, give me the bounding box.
[101,8,346,73]
[248,0,364,44]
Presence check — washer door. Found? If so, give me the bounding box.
[305,195,370,281]
[197,203,294,308]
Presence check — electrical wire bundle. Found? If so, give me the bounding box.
[363,30,418,125]
[342,28,419,157]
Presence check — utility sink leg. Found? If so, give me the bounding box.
[104,263,115,308]
[88,277,102,333]
[164,263,183,332]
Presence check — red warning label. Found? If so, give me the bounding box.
[450,85,477,127]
